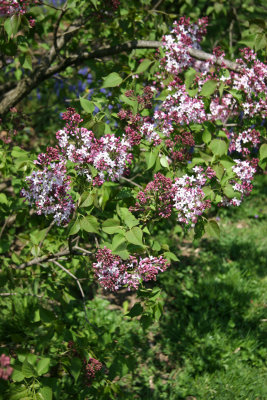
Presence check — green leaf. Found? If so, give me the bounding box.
[80,215,99,233]
[12,366,25,382]
[259,144,267,161]
[125,227,143,246]
[22,359,35,378]
[127,303,143,317]
[213,164,225,180]
[185,67,196,90]
[164,251,179,262]
[136,59,153,74]
[146,148,159,170]
[200,80,217,97]
[38,386,52,400]
[223,184,240,199]
[36,358,50,376]
[102,72,122,88]
[202,129,211,144]
[80,192,94,207]
[102,219,123,234]
[70,357,82,383]
[22,53,32,71]
[89,0,98,9]
[209,139,227,156]
[4,14,21,39]
[205,220,220,239]
[160,156,169,169]
[69,220,81,236]
[0,193,8,205]
[80,97,95,113]
[118,207,139,229]
[111,234,127,253]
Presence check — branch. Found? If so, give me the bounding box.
[0,40,241,116]
[52,260,92,326]
[16,245,91,270]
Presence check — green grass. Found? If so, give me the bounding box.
[126,174,267,399]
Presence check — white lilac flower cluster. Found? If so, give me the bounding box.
[22,108,133,224]
[93,247,169,291]
[172,166,211,224]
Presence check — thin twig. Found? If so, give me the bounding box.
[53,3,68,60]
[52,260,92,326]
[39,220,55,250]
[120,176,142,189]
[74,246,92,255]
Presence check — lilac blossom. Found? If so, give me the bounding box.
[93,247,169,291]
[21,161,75,225]
[0,354,13,381]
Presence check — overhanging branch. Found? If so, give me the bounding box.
[0,40,241,116]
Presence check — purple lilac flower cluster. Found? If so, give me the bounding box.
[21,161,75,225]
[93,247,169,291]
[22,108,132,224]
[0,354,13,380]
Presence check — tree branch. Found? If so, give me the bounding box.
[0,40,241,116]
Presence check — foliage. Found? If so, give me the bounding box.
[0,0,266,398]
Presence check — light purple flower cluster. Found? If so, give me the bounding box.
[0,354,13,380]
[21,161,75,225]
[22,108,133,224]
[93,247,169,291]
[156,83,207,126]
[232,48,267,117]
[228,128,260,155]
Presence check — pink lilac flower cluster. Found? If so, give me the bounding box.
[161,16,208,74]
[227,128,261,155]
[130,173,176,219]
[221,159,257,207]
[21,161,75,225]
[56,109,132,185]
[231,48,267,117]
[131,167,213,225]
[0,354,13,380]
[84,358,103,386]
[0,0,37,26]
[93,247,169,291]
[172,166,211,224]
